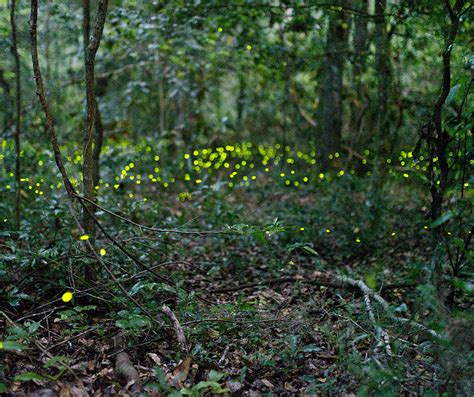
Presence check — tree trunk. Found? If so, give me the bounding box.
[159,59,166,137]
[368,0,393,194]
[10,0,21,231]
[82,0,108,280]
[92,100,104,188]
[316,0,350,168]
[348,0,369,165]
[427,0,465,303]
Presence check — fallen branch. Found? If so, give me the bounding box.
[210,271,440,339]
[162,305,188,351]
[314,271,441,339]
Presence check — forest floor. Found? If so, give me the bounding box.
[1,140,472,396]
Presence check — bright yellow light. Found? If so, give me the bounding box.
[62,291,73,302]
[79,235,89,241]
[100,248,106,256]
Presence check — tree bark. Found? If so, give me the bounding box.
[368,0,393,194]
[348,0,369,164]
[10,0,21,230]
[29,0,75,198]
[316,0,351,168]
[427,0,465,303]
[82,0,108,257]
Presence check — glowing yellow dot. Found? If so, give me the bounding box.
[403,173,409,178]
[100,248,106,256]
[79,235,89,241]
[326,229,331,234]
[300,227,305,231]
[356,238,361,243]
[196,179,202,184]
[303,177,308,182]
[0,341,3,349]
[218,27,223,32]
[62,291,73,302]
[38,160,43,166]
[154,155,160,161]
[129,193,134,198]
[246,44,252,50]
[423,226,428,230]
[319,173,325,179]
[391,232,396,236]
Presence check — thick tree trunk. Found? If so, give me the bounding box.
[316,0,350,168]
[10,0,21,231]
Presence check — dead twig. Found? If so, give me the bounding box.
[162,304,188,352]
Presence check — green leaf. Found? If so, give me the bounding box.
[431,212,453,228]
[0,383,7,393]
[115,319,129,329]
[365,273,377,290]
[44,355,66,369]
[14,372,46,382]
[302,246,319,256]
[2,341,28,351]
[446,84,460,105]
[301,344,322,353]
[252,230,267,245]
[394,303,408,313]
[453,279,474,294]
[208,369,225,382]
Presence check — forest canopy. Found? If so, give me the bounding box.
[0,0,472,395]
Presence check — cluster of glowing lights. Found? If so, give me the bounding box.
[0,140,471,204]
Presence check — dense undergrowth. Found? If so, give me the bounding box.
[1,139,473,395]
